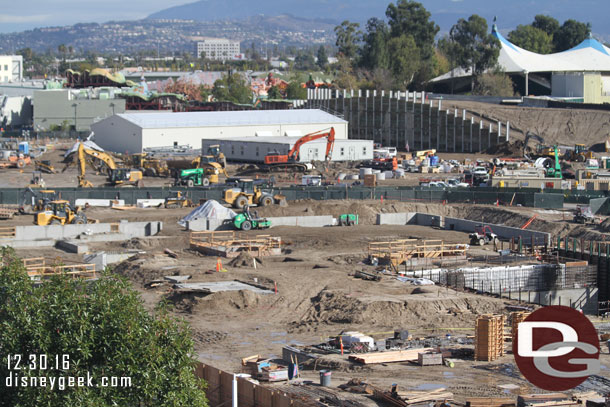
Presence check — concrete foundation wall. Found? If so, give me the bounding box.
[377,212,550,245]
[505,287,598,314]
[444,216,550,245]
[187,218,234,232]
[0,221,163,246]
[267,215,335,227]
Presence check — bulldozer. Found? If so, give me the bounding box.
[223,179,286,210]
[34,200,87,225]
[127,153,170,177]
[108,168,144,187]
[164,191,192,209]
[35,160,56,174]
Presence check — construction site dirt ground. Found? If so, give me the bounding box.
[8,198,610,402]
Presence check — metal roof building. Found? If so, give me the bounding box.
[91,109,348,154]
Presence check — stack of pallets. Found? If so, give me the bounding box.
[475,314,505,361]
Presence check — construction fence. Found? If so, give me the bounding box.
[0,185,570,209]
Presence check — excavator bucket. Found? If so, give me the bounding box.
[274,194,288,207]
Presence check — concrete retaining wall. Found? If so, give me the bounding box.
[444,216,550,245]
[377,212,550,245]
[267,215,335,228]
[0,221,163,248]
[505,287,598,314]
[75,199,124,207]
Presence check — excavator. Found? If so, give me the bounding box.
[262,127,335,172]
[64,143,143,187]
[523,132,545,159]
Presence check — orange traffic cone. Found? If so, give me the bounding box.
[216,257,222,272]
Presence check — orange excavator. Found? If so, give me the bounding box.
[263,127,335,172]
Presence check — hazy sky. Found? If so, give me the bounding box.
[0,0,192,33]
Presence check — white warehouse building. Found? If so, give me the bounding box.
[202,137,373,163]
[91,109,348,154]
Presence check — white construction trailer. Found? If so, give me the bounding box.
[202,136,374,163]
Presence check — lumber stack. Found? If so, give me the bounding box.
[348,348,434,364]
[475,314,505,361]
[467,398,516,407]
[511,311,531,341]
[517,393,578,407]
[372,386,453,406]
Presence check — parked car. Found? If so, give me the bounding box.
[473,166,488,176]
[447,178,469,188]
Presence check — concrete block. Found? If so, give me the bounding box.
[376,212,416,225]
[267,215,335,228]
[75,199,124,207]
[187,218,233,231]
[56,240,89,254]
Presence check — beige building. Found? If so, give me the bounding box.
[196,39,240,61]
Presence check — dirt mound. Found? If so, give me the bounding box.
[290,289,507,332]
[485,140,524,156]
[112,253,181,284]
[229,252,262,268]
[121,238,159,250]
[173,290,267,314]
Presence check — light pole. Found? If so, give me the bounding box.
[523,70,529,96]
[72,103,77,133]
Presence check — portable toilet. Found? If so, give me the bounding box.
[18,142,29,155]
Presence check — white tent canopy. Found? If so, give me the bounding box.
[431,25,610,84]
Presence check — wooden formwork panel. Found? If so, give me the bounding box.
[475,314,505,361]
[238,377,256,407]
[511,311,530,341]
[220,371,234,406]
[255,386,274,407]
[204,365,222,406]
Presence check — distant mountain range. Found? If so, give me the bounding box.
[148,0,610,37]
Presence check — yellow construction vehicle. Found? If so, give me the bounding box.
[164,191,192,208]
[127,153,170,177]
[223,179,286,209]
[35,160,56,174]
[563,144,593,162]
[34,200,87,225]
[64,143,143,187]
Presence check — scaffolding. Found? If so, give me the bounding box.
[368,239,468,270]
[475,314,505,361]
[190,231,282,258]
[0,256,98,281]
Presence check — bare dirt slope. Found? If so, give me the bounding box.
[442,99,610,146]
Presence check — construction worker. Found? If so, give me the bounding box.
[392,157,398,171]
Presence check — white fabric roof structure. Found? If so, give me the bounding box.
[63,139,105,158]
[117,109,347,129]
[431,25,610,83]
[178,200,236,227]
[493,26,610,73]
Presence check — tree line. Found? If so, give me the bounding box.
[332,0,592,94]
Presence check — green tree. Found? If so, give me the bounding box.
[212,72,252,104]
[532,15,560,38]
[473,68,515,96]
[267,85,283,99]
[316,46,328,70]
[286,81,307,99]
[387,34,420,88]
[57,44,67,61]
[333,55,359,89]
[17,47,33,60]
[449,14,500,89]
[385,0,439,59]
[294,51,316,71]
[508,25,553,54]
[334,20,361,58]
[359,17,390,70]
[553,19,591,51]
[0,248,207,407]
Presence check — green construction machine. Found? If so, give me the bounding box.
[233,205,271,231]
[338,214,358,226]
[546,145,563,179]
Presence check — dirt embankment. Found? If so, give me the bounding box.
[443,99,610,146]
